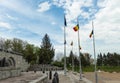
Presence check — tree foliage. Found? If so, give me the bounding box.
[11,38,25,53]
[23,44,36,64]
[80,53,91,67]
[4,39,11,50]
[68,51,74,65]
[0,34,54,65]
[97,53,103,66]
[97,52,120,66]
[66,52,91,68]
[38,34,55,64]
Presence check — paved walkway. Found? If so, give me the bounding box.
[48,71,87,83]
[48,71,120,83]
[0,71,43,83]
[0,71,92,83]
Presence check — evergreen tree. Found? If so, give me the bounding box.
[97,53,103,66]
[68,51,74,65]
[39,34,55,64]
[74,55,79,67]
[80,53,87,67]
[103,53,107,66]
[78,53,91,67]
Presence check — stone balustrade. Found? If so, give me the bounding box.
[28,64,63,71]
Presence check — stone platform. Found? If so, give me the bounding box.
[0,71,93,83]
[0,71,44,83]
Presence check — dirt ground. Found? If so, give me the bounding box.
[84,71,120,83]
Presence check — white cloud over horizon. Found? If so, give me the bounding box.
[0,0,120,59]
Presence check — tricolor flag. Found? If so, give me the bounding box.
[89,30,93,38]
[64,15,67,26]
[70,41,73,46]
[73,24,79,31]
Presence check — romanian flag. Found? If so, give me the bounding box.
[70,41,73,46]
[64,15,67,26]
[89,30,93,38]
[73,24,79,31]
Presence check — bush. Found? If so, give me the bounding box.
[67,65,120,73]
[83,66,94,72]
[99,66,120,73]
[52,61,64,67]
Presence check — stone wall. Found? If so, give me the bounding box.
[0,51,30,80]
[0,67,21,80]
[0,51,30,71]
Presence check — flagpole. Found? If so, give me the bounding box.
[77,17,82,80]
[64,15,67,75]
[71,42,74,72]
[92,21,98,83]
[72,53,74,72]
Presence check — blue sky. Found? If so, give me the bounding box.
[0,0,120,58]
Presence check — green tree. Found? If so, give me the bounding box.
[11,38,24,53]
[107,52,120,66]
[74,55,79,67]
[103,53,107,66]
[97,53,103,66]
[24,44,36,64]
[0,38,5,50]
[68,51,74,66]
[79,53,91,67]
[101,52,120,66]
[4,39,11,51]
[38,34,55,64]
[34,46,40,64]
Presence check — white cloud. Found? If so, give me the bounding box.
[97,0,108,8]
[0,0,120,57]
[52,0,93,22]
[51,22,56,25]
[94,0,120,43]
[52,0,120,56]
[37,1,51,12]
[0,21,11,29]
[88,0,120,55]
[49,0,94,56]
[0,0,43,19]
[6,14,18,20]
[83,0,93,7]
